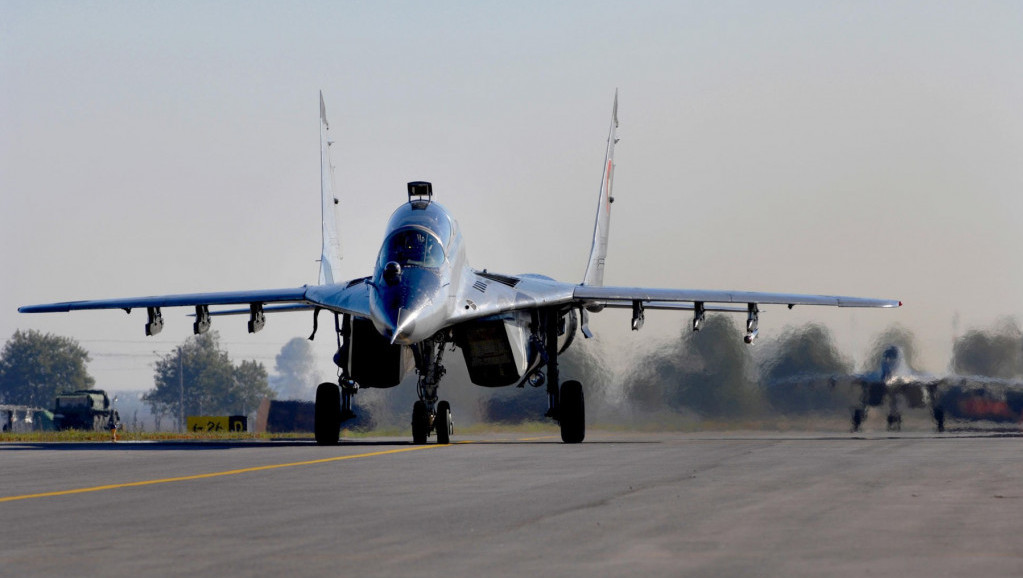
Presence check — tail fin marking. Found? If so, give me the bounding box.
[582,90,619,287]
[319,91,343,285]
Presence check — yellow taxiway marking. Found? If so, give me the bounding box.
[517,435,558,441]
[0,444,448,503]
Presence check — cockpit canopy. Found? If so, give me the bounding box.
[377,201,455,270]
[379,227,445,269]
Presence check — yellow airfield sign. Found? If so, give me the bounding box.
[187,416,248,432]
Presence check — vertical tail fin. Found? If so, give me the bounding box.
[318,91,343,285]
[582,90,619,287]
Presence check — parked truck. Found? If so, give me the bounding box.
[53,389,119,431]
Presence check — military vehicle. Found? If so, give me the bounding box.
[53,389,119,431]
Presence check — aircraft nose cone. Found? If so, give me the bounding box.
[373,305,418,345]
[391,308,417,345]
[369,267,441,344]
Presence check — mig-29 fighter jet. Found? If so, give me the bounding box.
[20,92,901,444]
[773,345,1023,432]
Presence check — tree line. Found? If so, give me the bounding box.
[3,318,1021,425]
[0,330,274,425]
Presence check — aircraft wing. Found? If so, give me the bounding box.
[18,287,312,313]
[573,286,901,309]
[18,279,375,333]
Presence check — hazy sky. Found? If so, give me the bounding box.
[3,1,1022,393]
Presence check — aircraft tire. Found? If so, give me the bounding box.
[560,380,585,444]
[436,401,452,444]
[314,382,341,446]
[851,408,864,432]
[412,401,429,445]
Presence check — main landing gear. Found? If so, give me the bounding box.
[559,380,585,444]
[314,380,358,446]
[850,390,903,433]
[314,313,361,446]
[932,407,945,433]
[541,309,585,443]
[315,308,586,445]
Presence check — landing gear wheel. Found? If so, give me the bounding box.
[851,408,864,433]
[933,408,945,433]
[436,401,452,444]
[412,401,429,445]
[886,414,902,432]
[315,382,341,446]
[559,380,585,443]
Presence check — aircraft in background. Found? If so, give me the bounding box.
[773,345,1023,432]
[19,92,901,444]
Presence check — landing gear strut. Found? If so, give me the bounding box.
[409,336,453,444]
[314,315,361,446]
[542,309,586,443]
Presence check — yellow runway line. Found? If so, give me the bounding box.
[0,444,449,503]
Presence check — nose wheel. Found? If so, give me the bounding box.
[412,401,429,444]
[411,400,453,444]
[436,401,452,444]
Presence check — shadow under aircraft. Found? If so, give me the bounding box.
[20,91,901,444]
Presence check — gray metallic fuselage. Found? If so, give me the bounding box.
[369,201,466,344]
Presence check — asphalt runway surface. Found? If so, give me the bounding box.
[2,430,1023,577]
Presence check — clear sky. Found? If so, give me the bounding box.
[2,0,1022,392]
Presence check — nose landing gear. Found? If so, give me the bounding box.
[410,399,453,445]
[409,336,454,444]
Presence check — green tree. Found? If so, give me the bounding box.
[232,360,272,416]
[0,330,94,407]
[143,332,274,427]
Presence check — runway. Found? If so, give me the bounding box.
[2,431,1022,577]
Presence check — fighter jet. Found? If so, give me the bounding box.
[19,92,901,444]
[769,344,1023,432]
